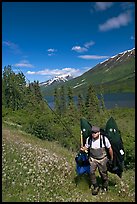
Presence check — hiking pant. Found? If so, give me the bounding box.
[89,156,109,187]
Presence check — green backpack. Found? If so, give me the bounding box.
[105,117,125,178]
[80,118,92,146]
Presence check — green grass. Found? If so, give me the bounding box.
[2,123,135,202]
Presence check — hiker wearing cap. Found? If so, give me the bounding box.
[80,125,113,195]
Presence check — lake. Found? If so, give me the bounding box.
[45,92,135,110]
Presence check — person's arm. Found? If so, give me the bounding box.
[108,146,113,161]
[80,137,90,152]
[105,136,113,161]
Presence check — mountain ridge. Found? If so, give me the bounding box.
[40,48,135,96]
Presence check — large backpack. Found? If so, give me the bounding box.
[104,117,125,178]
[75,118,92,175]
[75,151,90,175]
[80,118,92,146]
[75,117,125,178]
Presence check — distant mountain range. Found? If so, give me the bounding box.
[40,48,135,96]
[39,74,73,87]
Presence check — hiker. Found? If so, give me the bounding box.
[80,125,113,195]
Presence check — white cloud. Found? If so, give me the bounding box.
[95,2,113,11]
[27,71,36,74]
[78,55,109,59]
[26,67,82,78]
[84,41,95,48]
[3,40,22,54]
[48,53,55,56]
[47,48,56,52]
[14,60,34,68]
[99,11,131,31]
[72,46,88,53]
[72,40,95,53]
[47,48,57,56]
[14,63,34,68]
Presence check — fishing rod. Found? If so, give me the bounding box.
[15,65,75,138]
[43,98,74,138]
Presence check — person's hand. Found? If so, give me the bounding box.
[80,146,85,151]
[108,159,113,167]
[80,147,88,153]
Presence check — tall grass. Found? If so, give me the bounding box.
[2,124,135,202]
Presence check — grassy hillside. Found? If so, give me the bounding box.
[40,57,135,97]
[2,123,135,202]
[82,57,135,85]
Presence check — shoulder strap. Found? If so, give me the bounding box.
[102,134,111,159]
[88,137,92,147]
[100,136,102,148]
[102,134,107,148]
[88,135,107,148]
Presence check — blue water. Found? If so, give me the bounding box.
[98,92,135,109]
[45,92,135,110]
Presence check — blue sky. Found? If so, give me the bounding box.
[2,2,135,83]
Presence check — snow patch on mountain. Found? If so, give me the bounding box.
[73,82,86,89]
[39,74,73,87]
[99,48,135,66]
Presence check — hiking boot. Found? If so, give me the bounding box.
[102,180,108,192]
[101,186,108,193]
[92,186,99,195]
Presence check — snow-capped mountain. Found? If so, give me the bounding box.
[40,48,135,96]
[99,48,135,67]
[39,74,73,87]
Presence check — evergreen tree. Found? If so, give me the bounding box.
[99,85,106,112]
[67,86,74,109]
[66,86,77,120]
[2,77,6,106]
[59,85,66,115]
[28,80,43,103]
[14,72,27,109]
[98,85,108,125]
[77,93,85,116]
[2,65,26,110]
[54,87,61,115]
[2,65,43,111]
[85,84,100,120]
[2,65,14,108]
